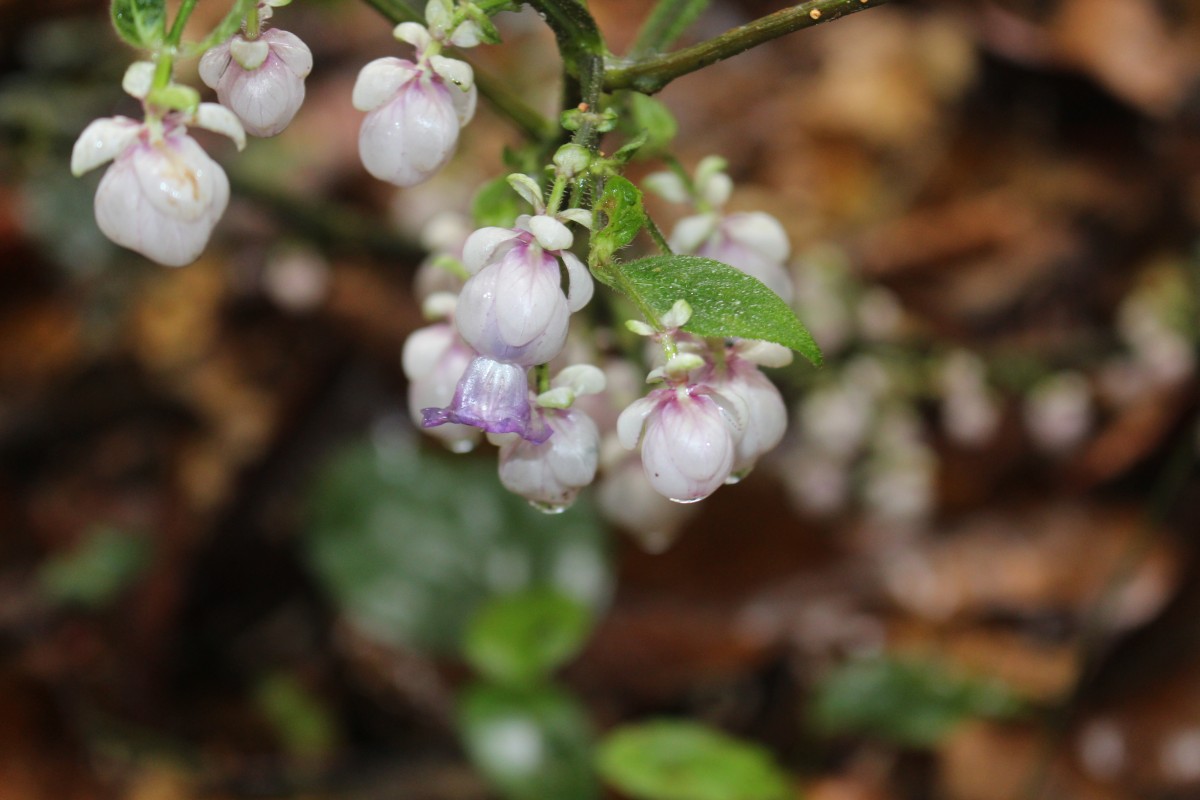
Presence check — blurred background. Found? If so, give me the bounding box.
[2,0,1200,797]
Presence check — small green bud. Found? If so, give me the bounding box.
[553,144,591,179]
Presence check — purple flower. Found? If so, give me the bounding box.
[455,220,592,367]
[199,29,313,138]
[422,355,548,442]
[352,54,475,187]
[402,322,481,452]
[497,407,600,512]
[71,103,245,267]
[617,383,745,503]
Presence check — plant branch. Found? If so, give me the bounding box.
[360,0,554,141]
[605,0,889,94]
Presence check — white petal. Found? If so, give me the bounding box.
[659,299,692,329]
[553,364,606,396]
[449,21,482,47]
[122,61,155,99]
[536,387,574,409]
[558,208,593,229]
[423,0,452,32]
[198,44,231,89]
[707,387,747,434]
[506,174,544,213]
[461,227,519,274]
[725,212,790,262]
[617,395,658,450]
[351,57,418,112]
[449,79,476,125]
[694,155,727,192]
[668,213,717,254]
[193,102,246,150]
[642,172,689,204]
[561,250,593,312]
[230,36,270,70]
[529,215,572,251]
[736,340,793,368]
[401,323,454,380]
[701,172,732,208]
[393,22,432,51]
[264,29,313,77]
[358,76,459,186]
[71,116,141,176]
[430,55,474,91]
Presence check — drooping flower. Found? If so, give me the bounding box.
[617,382,745,503]
[353,23,476,187]
[455,216,593,367]
[422,355,547,442]
[200,28,313,137]
[71,68,245,267]
[402,319,481,452]
[497,407,600,512]
[699,343,790,478]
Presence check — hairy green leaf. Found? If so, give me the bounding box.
[111,0,167,49]
[589,176,645,272]
[597,720,791,800]
[619,255,822,364]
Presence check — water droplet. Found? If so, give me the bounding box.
[530,500,568,515]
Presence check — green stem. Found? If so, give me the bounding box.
[605,0,889,94]
[166,0,200,46]
[534,363,551,394]
[359,0,554,141]
[523,0,605,68]
[644,212,672,255]
[546,175,569,215]
[245,1,261,39]
[630,0,710,58]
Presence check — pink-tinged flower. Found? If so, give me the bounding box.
[617,383,745,503]
[422,355,548,442]
[199,29,313,138]
[455,219,592,367]
[71,104,245,267]
[497,407,600,512]
[671,211,794,303]
[402,322,481,452]
[700,354,787,478]
[352,54,475,187]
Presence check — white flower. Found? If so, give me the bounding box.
[701,353,787,478]
[454,220,592,367]
[497,407,600,512]
[617,383,745,503]
[71,104,244,267]
[353,55,476,187]
[200,29,313,137]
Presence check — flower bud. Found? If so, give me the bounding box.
[422,355,548,442]
[199,29,313,138]
[617,383,745,503]
[353,56,476,187]
[498,407,600,512]
[701,355,787,478]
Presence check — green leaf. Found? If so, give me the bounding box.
[597,720,792,800]
[631,0,711,55]
[464,589,593,686]
[303,434,611,652]
[39,527,150,608]
[110,0,167,49]
[473,175,526,228]
[618,255,822,364]
[181,0,256,57]
[625,93,677,155]
[254,673,337,759]
[459,682,598,800]
[589,176,645,272]
[809,656,1024,747]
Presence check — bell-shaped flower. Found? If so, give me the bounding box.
[200,29,313,138]
[497,407,600,512]
[699,346,789,479]
[402,319,481,453]
[671,211,795,303]
[353,48,475,187]
[422,355,548,442]
[71,99,245,267]
[617,382,745,503]
[455,217,592,367]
